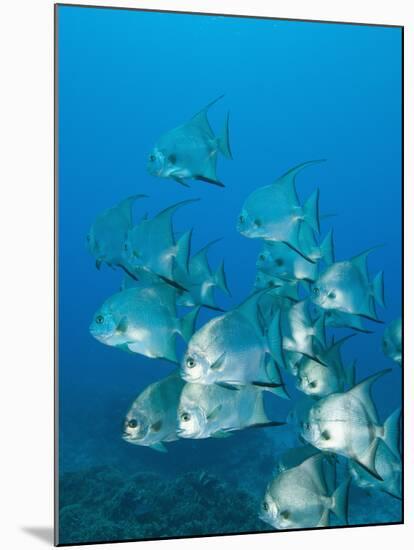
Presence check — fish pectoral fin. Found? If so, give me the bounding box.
[207,405,222,421]
[210,353,226,371]
[150,420,163,433]
[194,175,225,187]
[116,316,129,334]
[150,442,168,453]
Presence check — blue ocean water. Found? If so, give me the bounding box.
[57,5,402,545]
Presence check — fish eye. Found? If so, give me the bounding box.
[312,287,320,296]
[168,154,177,164]
[275,258,284,267]
[95,315,104,325]
[123,243,129,251]
[149,154,156,162]
[309,381,317,389]
[181,412,191,422]
[268,280,276,288]
[259,254,265,261]
[186,357,196,368]
[281,510,290,520]
[239,215,245,224]
[128,419,138,428]
[254,219,262,227]
[86,235,91,242]
[328,291,336,299]
[262,501,269,512]
[321,430,330,440]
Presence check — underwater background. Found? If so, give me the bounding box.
[57,5,402,546]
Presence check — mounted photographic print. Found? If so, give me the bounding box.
[55,3,403,546]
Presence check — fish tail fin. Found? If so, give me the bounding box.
[267,310,286,369]
[263,355,290,399]
[218,111,233,159]
[382,408,401,459]
[372,270,386,308]
[175,229,192,273]
[302,188,320,234]
[179,306,200,342]
[320,229,335,265]
[330,478,351,524]
[214,260,231,296]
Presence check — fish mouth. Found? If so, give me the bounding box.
[89,329,111,342]
[176,428,190,438]
[180,369,201,382]
[236,223,246,234]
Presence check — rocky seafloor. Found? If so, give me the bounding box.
[58,422,402,545]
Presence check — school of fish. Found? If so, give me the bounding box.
[87,97,402,531]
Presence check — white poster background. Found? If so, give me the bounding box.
[0,1,411,549]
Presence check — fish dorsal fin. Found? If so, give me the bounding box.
[348,369,391,424]
[157,199,199,223]
[189,95,224,136]
[190,239,221,279]
[322,333,356,371]
[236,290,266,331]
[350,246,382,281]
[274,160,326,204]
[277,444,319,471]
[300,454,328,496]
[148,199,199,255]
[117,194,147,226]
[175,229,193,273]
